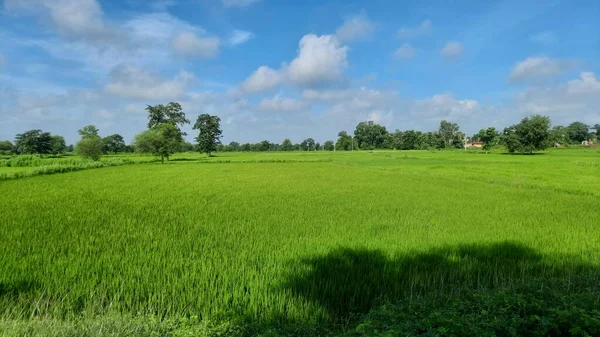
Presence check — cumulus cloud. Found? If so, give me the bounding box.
[412,94,479,121]
[394,43,416,59]
[228,29,255,46]
[508,57,571,82]
[240,66,284,93]
[335,12,375,42]
[173,32,220,58]
[397,19,431,39]
[104,66,194,100]
[440,41,463,59]
[221,0,261,8]
[287,34,348,87]
[5,0,114,42]
[240,34,349,93]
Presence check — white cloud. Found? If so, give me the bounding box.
[335,12,375,42]
[5,0,114,42]
[440,41,464,59]
[228,29,255,46]
[509,57,571,82]
[104,66,194,100]
[394,43,416,59]
[240,34,349,93]
[412,94,479,121]
[221,0,261,8]
[173,32,220,58]
[258,95,308,112]
[397,19,431,39]
[287,34,348,88]
[240,66,283,93]
[514,72,600,124]
[566,72,600,95]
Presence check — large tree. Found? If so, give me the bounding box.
[354,121,388,150]
[146,102,190,131]
[549,126,569,145]
[475,127,500,150]
[50,135,67,154]
[76,125,103,161]
[14,130,53,156]
[78,125,100,139]
[323,140,334,151]
[336,131,354,151]
[134,124,182,163]
[0,140,13,154]
[502,115,552,153]
[281,138,293,151]
[102,134,126,153]
[193,114,222,156]
[566,122,590,143]
[301,138,315,151]
[438,120,460,148]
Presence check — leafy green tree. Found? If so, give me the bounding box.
[0,140,13,154]
[514,115,552,153]
[476,127,500,150]
[78,125,100,139]
[323,140,334,151]
[592,124,600,140]
[501,126,520,153]
[258,140,271,152]
[14,130,53,156]
[146,102,190,131]
[193,114,222,156]
[228,142,240,152]
[401,130,424,150]
[315,142,321,151]
[76,138,103,161]
[566,122,590,143]
[301,138,315,151]
[182,142,195,152]
[102,134,126,153]
[76,125,103,161]
[134,124,182,163]
[67,144,74,152]
[336,131,355,151]
[354,121,388,150]
[438,120,460,148]
[50,135,67,154]
[502,115,552,153]
[421,131,444,149]
[281,138,293,151]
[549,126,569,145]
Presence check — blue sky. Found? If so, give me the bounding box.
[1,0,599,144]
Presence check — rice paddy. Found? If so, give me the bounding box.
[1,149,599,336]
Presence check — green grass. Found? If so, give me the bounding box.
[0,149,599,335]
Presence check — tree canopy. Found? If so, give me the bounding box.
[354,121,388,150]
[14,130,53,156]
[193,114,222,156]
[502,115,551,153]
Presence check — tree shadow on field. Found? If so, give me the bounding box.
[282,242,600,321]
[0,280,39,299]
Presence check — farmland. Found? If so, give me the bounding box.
[1,149,600,336]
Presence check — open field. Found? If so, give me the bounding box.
[1,149,599,336]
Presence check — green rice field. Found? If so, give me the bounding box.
[1,149,599,336]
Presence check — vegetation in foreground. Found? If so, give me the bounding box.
[1,150,599,335]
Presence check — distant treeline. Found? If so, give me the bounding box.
[2,101,598,160]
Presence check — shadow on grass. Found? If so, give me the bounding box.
[0,280,39,299]
[282,242,600,321]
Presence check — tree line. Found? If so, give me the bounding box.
[2,101,598,160]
